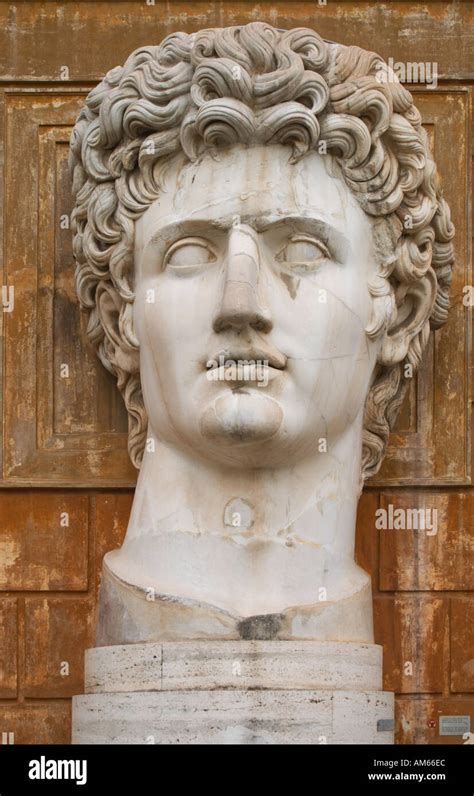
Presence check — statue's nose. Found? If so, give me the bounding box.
[213,223,273,334]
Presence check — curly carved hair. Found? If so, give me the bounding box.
[69,22,455,480]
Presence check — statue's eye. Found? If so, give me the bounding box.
[277,234,330,268]
[163,237,217,270]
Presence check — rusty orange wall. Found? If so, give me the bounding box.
[0,492,132,743]
[0,0,472,744]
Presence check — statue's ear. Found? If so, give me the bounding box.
[378,268,437,366]
[96,282,140,374]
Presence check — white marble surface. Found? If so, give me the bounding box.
[100,144,381,643]
[73,687,394,745]
[85,640,383,693]
[74,640,393,744]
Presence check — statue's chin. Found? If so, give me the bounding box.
[199,391,283,444]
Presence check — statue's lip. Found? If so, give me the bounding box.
[206,346,287,371]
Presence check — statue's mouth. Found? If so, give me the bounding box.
[206,345,287,373]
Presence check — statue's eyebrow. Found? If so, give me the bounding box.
[147,219,225,246]
[145,215,350,262]
[254,215,350,262]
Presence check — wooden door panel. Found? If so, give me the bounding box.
[2,92,135,486]
[370,88,471,485]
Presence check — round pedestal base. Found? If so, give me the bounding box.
[72,640,394,745]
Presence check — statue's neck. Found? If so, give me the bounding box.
[107,415,367,617]
[125,421,362,546]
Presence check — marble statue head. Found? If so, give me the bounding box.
[69,22,455,485]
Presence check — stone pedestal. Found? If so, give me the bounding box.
[72,641,394,744]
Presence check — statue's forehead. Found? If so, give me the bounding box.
[136,144,368,250]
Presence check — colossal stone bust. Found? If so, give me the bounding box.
[69,23,454,647]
